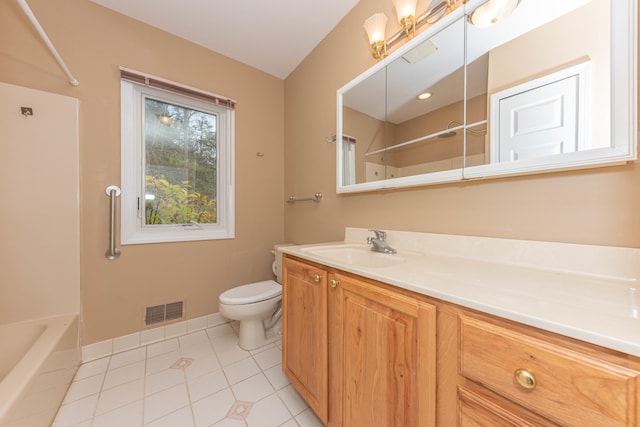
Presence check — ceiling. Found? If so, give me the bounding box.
[89,0,360,79]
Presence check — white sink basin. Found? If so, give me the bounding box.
[301,244,407,268]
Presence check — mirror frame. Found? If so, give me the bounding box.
[336,0,637,194]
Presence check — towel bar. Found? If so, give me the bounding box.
[287,192,322,203]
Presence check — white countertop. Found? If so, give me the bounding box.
[279,228,640,357]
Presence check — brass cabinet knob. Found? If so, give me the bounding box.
[514,369,536,390]
[330,279,340,288]
[313,273,322,283]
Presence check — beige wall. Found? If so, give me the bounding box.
[0,0,285,344]
[284,0,640,248]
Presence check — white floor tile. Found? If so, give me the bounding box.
[109,347,146,370]
[73,357,109,381]
[295,408,324,427]
[187,369,229,403]
[181,340,216,359]
[231,373,274,403]
[253,346,282,371]
[144,406,195,427]
[278,385,309,416]
[63,374,104,404]
[102,360,145,390]
[145,366,185,396]
[146,350,181,376]
[56,316,309,427]
[192,387,235,427]
[144,382,190,424]
[147,338,179,358]
[246,393,291,427]
[224,357,261,385]
[212,418,247,427]
[213,341,251,367]
[206,323,236,339]
[207,313,227,328]
[92,400,143,427]
[264,364,290,391]
[179,330,209,348]
[185,354,221,380]
[52,394,99,426]
[95,379,144,415]
[250,343,275,355]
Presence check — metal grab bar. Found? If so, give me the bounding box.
[105,185,121,261]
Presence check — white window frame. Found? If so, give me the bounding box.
[120,80,235,244]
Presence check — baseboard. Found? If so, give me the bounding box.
[81,312,228,363]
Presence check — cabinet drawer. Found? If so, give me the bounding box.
[459,316,640,427]
[458,385,560,427]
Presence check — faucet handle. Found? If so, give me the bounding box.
[368,229,386,240]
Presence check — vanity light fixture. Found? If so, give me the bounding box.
[468,0,520,29]
[364,13,389,59]
[364,0,459,59]
[392,0,418,37]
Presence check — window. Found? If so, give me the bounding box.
[120,69,235,244]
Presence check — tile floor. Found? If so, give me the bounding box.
[52,323,323,427]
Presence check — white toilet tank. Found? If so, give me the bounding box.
[273,244,293,283]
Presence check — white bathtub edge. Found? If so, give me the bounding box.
[0,313,80,427]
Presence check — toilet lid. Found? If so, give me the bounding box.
[219,280,282,305]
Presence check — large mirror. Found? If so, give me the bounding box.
[337,0,636,193]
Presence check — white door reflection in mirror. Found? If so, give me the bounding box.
[492,62,591,162]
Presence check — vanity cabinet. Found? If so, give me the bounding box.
[282,256,329,423]
[457,315,640,427]
[282,254,640,427]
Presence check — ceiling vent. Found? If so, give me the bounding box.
[402,39,438,64]
[144,300,184,326]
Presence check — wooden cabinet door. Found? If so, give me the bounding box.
[328,272,436,427]
[282,257,328,424]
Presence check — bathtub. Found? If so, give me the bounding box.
[0,314,80,427]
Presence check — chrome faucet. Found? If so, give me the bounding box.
[367,229,397,254]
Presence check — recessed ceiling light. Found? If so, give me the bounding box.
[417,92,432,100]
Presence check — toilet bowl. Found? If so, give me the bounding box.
[218,280,282,350]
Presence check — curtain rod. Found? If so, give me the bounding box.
[16,0,79,86]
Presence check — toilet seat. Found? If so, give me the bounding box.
[219,280,281,305]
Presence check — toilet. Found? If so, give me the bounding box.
[218,245,290,350]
